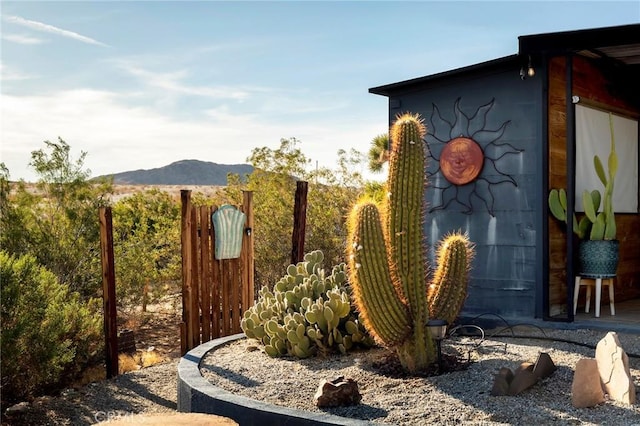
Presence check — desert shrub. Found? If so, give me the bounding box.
[226,139,365,288]
[111,189,181,310]
[0,251,102,404]
[0,139,113,299]
[241,250,373,358]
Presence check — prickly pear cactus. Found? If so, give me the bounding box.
[347,113,474,373]
[241,250,372,358]
[548,112,617,241]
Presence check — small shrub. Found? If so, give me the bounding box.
[241,250,373,358]
[0,251,102,403]
[111,189,181,311]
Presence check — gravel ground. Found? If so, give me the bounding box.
[2,360,179,426]
[201,328,640,426]
[4,328,639,425]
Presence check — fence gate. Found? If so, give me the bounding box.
[180,190,254,355]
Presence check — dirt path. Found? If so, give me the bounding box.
[2,298,184,426]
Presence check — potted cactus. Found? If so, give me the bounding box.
[548,113,619,277]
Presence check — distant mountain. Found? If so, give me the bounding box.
[101,160,254,185]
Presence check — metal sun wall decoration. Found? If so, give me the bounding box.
[425,98,524,217]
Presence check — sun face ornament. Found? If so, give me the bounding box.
[439,136,484,185]
[426,98,523,216]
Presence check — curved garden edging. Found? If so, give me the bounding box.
[177,333,376,426]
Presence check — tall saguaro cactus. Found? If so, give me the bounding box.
[347,112,474,373]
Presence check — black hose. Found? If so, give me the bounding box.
[448,312,640,359]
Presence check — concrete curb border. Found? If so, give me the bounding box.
[177,334,375,426]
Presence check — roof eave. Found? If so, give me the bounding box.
[369,55,518,97]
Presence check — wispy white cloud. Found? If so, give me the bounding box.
[2,33,46,45]
[0,89,382,182]
[0,63,36,81]
[3,15,109,47]
[114,62,270,101]
[122,64,245,100]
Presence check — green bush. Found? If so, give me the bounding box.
[0,140,113,300]
[112,189,181,310]
[225,139,366,288]
[0,251,102,404]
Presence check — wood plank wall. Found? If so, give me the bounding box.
[548,55,640,316]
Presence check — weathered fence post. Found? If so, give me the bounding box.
[180,190,193,356]
[199,205,213,343]
[291,181,308,265]
[189,204,200,349]
[242,191,255,307]
[99,207,118,378]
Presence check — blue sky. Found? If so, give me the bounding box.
[1,1,639,182]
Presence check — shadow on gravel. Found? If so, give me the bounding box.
[199,363,261,387]
[3,364,178,426]
[322,403,388,422]
[114,374,176,410]
[427,336,640,426]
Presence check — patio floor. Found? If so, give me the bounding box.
[572,297,640,333]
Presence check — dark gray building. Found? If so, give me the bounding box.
[369,24,640,325]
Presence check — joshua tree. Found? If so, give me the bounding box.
[347,112,474,373]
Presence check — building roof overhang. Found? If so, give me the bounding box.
[518,23,640,67]
[368,55,517,97]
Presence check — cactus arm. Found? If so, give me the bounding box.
[604,219,616,240]
[576,216,589,239]
[386,114,433,371]
[608,143,618,182]
[387,114,428,321]
[594,155,607,188]
[347,202,411,345]
[559,188,567,211]
[549,188,584,238]
[427,233,474,325]
[591,190,602,212]
[603,193,617,240]
[603,116,617,240]
[590,213,606,240]
[548,189,566,222]
[582,190,597,223]
[606,112,617,188]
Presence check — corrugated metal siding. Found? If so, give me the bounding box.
[386,66,542,319]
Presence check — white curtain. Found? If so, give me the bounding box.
[575,104,638,213]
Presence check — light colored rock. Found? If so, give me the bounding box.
[595,331,636,405]
[572,358,605,408]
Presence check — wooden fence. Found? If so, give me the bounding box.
[99,207,118,378]
[180,190,254,355]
